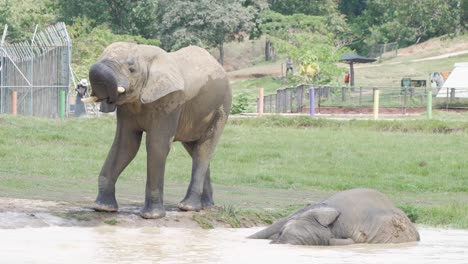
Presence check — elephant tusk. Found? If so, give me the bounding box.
[81,96,98,103]
[117,86,126,94]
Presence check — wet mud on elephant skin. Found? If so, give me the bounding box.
[249,188,420,246]
[83,42,231,219]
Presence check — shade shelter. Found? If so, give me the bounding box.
[339,52,376,87]
[436,62,468,98]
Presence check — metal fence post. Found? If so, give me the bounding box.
[427,90,432,119]
[318,86,321,114]
[403,87,408,114]
[59,90,65,118]
[446,88,449,111]
[258,88,264,116]
[12,91,17,115]
[309,86,315,116]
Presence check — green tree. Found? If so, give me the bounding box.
[0,0,58,42]
[352,0,464,49]
[157,0,257,65]
[56,0,158,38]
[338,0,366,19]
[268,0,338,16]
[260,11,347,84]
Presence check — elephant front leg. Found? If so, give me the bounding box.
[140,112,180,219]
[140,143,169,219]
[94,124,142,212]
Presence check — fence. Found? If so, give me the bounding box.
[260,84,468,115]
[0,23,72,118]
[368,42,398,61]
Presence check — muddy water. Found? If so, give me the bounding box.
[0,227,467,264]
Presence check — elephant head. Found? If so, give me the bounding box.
[85,42,185,112]
[272,206,340,245]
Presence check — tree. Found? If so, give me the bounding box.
[268,0,338,16]
[260,11,347,84]
[351,0,465,49]
[0,0,58,42]
[56,0,159,38]
[157,0,257,65]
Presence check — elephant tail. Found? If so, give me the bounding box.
[248,217,289,239]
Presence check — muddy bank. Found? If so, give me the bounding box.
[0,197,274,229]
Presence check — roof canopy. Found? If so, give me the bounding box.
[339,52,376,63]
[436,62,468,98]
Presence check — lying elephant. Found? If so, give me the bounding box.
[249,188,420,245]
[82,42,231,219]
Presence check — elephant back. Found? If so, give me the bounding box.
[325,188,419,243]
[170,46,228,101]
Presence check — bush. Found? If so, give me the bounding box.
[231,93,250,114]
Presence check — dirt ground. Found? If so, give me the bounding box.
[0,184,329,229]
[0,197,207,229]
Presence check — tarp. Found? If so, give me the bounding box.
[436,63,468,98]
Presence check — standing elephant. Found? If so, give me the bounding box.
[249,188,420,245]
[82,42,231,219]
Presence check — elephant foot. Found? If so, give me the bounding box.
[201,198,214,209]
[140,205,166,219]
[178,197,202,212]
[92,201,118,212]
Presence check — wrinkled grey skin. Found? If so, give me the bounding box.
[249,188,420,245]
[88,42,231,219]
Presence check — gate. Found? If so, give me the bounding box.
[0,22,71,118]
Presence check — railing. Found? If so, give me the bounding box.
[260,84,468,115]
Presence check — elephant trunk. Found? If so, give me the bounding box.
[248,217,289,239]
[89,62,119,112]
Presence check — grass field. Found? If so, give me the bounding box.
[0,114,467,228]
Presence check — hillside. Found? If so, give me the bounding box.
[228,34,468,88]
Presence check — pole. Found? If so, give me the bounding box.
[427,90,432,119]
[258,87,264,116]
[373,89,379,120]
[403,86,408,115]
[309,86,315,116]
[1,24,8,46]
[12,91,17,115]
[59,90,65,118]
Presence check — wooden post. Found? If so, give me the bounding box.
[12,91,17,115]
[373,89,379,120]
[258,88,264,116]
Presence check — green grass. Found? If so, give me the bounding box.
[0,115,467,228]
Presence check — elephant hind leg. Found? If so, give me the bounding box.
[179,110,228,211]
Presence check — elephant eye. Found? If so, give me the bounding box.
[129,66,136,73]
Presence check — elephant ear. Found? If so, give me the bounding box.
[141,55,185,104]
[301,207,340,227]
